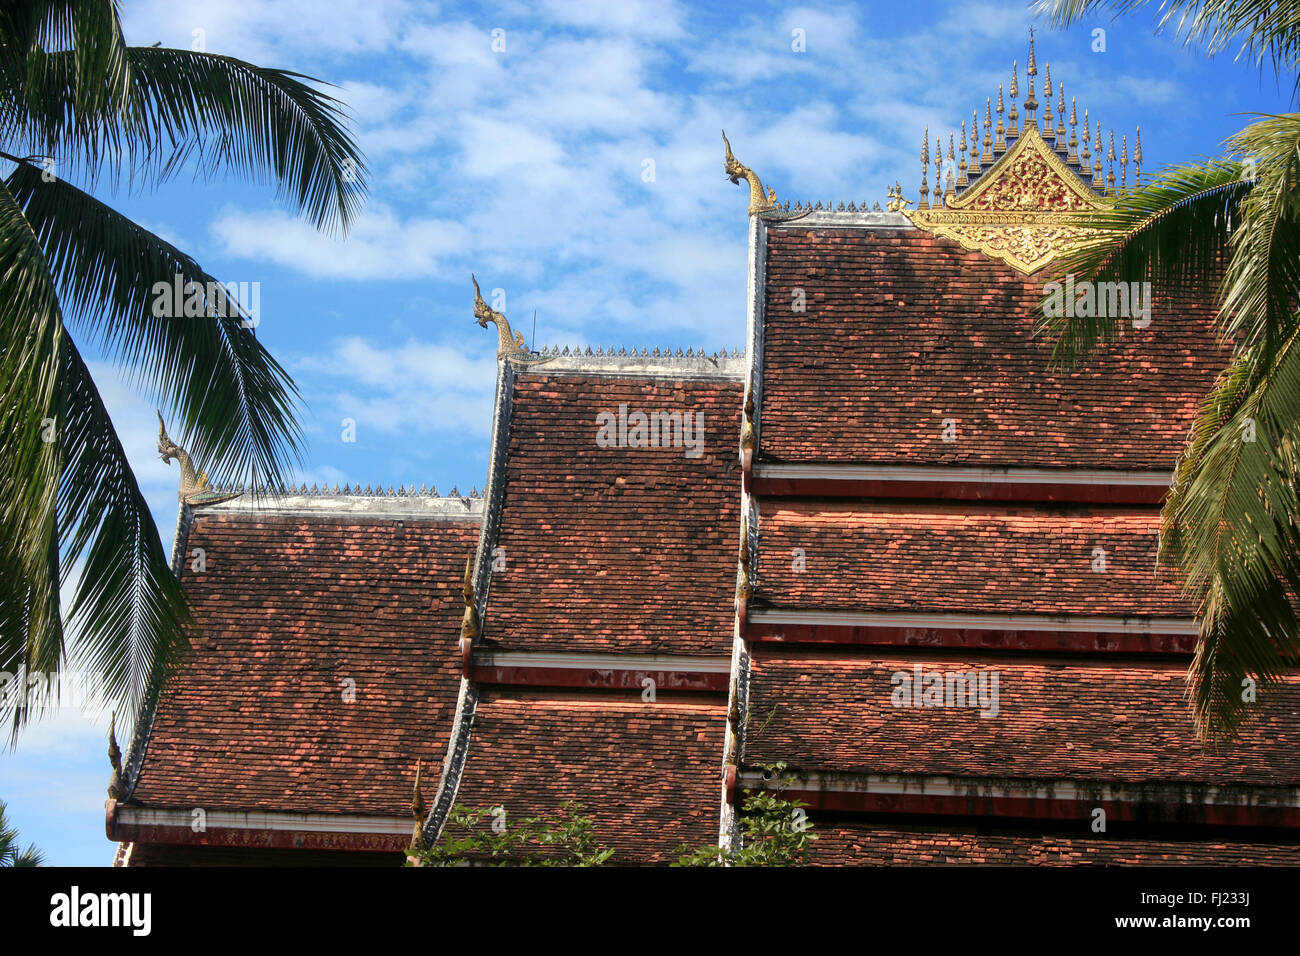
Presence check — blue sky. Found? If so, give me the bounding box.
[2,0,1294,865]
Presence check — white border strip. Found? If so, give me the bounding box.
[473,650,731,673]
[116,806,411,835]
[199,494,486,520]
[756,463,1173,486]
[749,609,1200,635]
[740,771,1300,808]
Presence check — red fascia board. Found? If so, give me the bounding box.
[779,788,1300,829]
[746,621,1197,655]
[752,476,1167,505]
[470,664,728,694]
[107,818,406,853]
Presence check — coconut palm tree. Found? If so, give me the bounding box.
[0,2,366,740]
[1034,0,1300,738]
[0,799,43,865]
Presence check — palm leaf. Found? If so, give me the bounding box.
[6,159,304,490]
[1033,1,1300,96]
[50,334,190,737]
[1038,159,1246,367]
[1161,327,1300,737]
[0,176,64,709]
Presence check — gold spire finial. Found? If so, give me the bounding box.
[108,712,123,800]
[1024,29,1039,117]
[919,126,930,209]
[408,760,426,855]
[460,554,479,641]
[1008,60,1020,137]
[970,110,980,175]
[982,99,993,164]
[1134,126,1143,186]
[1093,121,1103,182]
[1042,64,1054,139]
[1068,97,1079,164]
[472,274,530,360]
[722,130,777,215]
[1056,83,1067,141]
[1121,133,1129,190]
[933,136,943,207]
[946,133,957,202]
[958,121,969,186]
[995,85,1006,152]
[1106,130,1116,193]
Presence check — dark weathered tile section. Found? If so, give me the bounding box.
[760,228,1228,468]
[486,374,742,655]
[131,513,478,815]
[754,500,1190,616]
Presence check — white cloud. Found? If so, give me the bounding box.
[211,203,468,280]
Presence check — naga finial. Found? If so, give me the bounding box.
[460,554,479,641]
[408,760,426,855]
[157,412,242,505]
[471,274,534,361]
[108,711,123,800]
[722,130,777,216]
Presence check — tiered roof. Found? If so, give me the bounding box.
[110,31,1300,867]
[722,32,1300,863]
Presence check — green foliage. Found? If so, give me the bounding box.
[1033,0,1300,740]
[412,765,817,868]
[0,799,43,866]
[0,0,366,742]
[408,801,614,867]
[674,762,817,866]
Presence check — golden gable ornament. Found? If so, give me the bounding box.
[904,30,1140,275]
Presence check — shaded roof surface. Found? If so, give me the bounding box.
[453,693,725,864]
[759,227,1227,468]
[812,818,1300,865]
[485,373,741,656]
[753,500,1190,617]
[745,652,1300,787]
[130,511,477,815]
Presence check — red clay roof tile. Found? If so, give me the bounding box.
[130,512,477,815]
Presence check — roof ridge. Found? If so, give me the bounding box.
[532,345,744,359]
[203,481,483,499]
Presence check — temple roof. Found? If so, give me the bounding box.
[753,501,1190,618]
[451,693,725,864]
[813,821,1300,865]
[122,502,479,822]
[757,227,1226,469]
[484,371,742,657]
[745,652,1300,789]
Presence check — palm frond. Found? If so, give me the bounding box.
[1038,159,1246,366]
[6,160,304,490]
[0,177,64,706]
[4,44,367,231]
[1032,1,1300,96]
[1161,325,1300,738]
[1217,113,1300,363]
[125,46,366,232]
[46,334,191,738]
